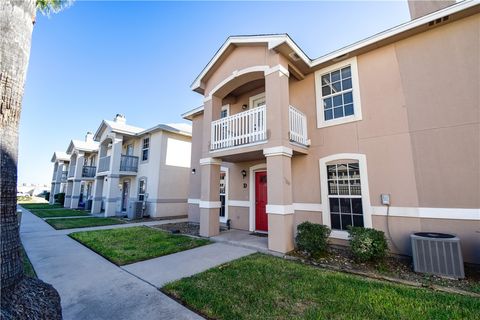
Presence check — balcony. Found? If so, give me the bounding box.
[98,156,111,173]
[61,171,68,182]
[120,155,139,172]
[211,105,267,151]
[288,105,309,146]
[82,166,96,178]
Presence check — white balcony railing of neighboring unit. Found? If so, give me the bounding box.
[289,105,309,146]
[98,156,111,173]
[211,105,267,151]
[61,171,68,182]
[120,155,139,172]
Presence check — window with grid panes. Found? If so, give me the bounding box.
[142,137,150,161]
[321,66,354,121]
[326,162,363,231]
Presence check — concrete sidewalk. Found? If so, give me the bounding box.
[123,243,255,287]
[20,208,202,320]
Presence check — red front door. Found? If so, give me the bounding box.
[255,171,268,232]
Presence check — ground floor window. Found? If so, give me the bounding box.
[138,179,146,201]
[327,162,363,230]
[319,154,371,237]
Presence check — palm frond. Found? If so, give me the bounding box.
[36,0,73,16]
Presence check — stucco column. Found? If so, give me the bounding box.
[104,135,123,216]
[64,181,73,208]
[49,163,58,204]
[199,157,222,237]
[265,65,290,146]
[264,146,294,253]
[91,176,104,214]
[70,153,85,209]
[202,96,222,154]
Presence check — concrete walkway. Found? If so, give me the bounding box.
[123,243,255,287]
[20,208,202,320]
[20,208,255,320]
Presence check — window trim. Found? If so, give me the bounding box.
[137,177,147,202]
[319,153,372,240]
[315,57,362,128]
[249,92,266,109]
[141,137,150,162]
[220,104,230,118]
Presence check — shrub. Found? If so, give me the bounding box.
[54,193,65,205]
[348,226,388,262]
[295,222,331,258]
[44,192,50,201]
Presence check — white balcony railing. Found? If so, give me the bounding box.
[98,156,111,173]
[211,105,267,151]
[289,105,309,146]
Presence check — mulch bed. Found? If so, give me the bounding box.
[153,222,227,237]
[118,215,188,223]
[290,246,480,295]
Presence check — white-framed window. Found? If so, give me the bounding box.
[220,104,230,118]
[142,137,150,161]
[319,153,372,239]
[249,92,266,109]
[315,57,362,128]
[138,178,146,201]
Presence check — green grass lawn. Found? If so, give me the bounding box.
[21,244,36,278]
[20,203,63,209]
[164,253,480,320]
[70,226,211,265]
[30,208,90,218]
[46,217,125,230]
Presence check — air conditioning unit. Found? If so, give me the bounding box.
[127,201,144,220]
[411,232,464,279]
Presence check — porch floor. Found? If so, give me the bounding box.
[211,229,281,256]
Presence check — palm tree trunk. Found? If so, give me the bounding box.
[0,0,36,294]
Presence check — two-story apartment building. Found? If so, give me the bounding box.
[49,151,70,204]
[64,132,99,209]
[183,1,480,263]
[91,114,192,218]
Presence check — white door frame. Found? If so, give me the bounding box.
[249,163,267,232]
[219,166,229,223]
[249,92,266,109]
[121,179,130,212]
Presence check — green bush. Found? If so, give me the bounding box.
[295,222,331,258]
[54,193,65,205]
[44,192,50,201]
[348,226,388,262]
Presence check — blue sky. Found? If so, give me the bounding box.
[19,0,410,185]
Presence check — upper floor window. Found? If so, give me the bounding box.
[142,137,150,161]
[315,57,362,128]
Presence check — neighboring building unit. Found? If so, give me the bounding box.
[91,114,192,218]
[64,132,99,209]
[49,151,70,204]
[183,1,480,263]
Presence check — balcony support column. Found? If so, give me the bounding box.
[64,181,73,208]
[199,157,222,237]
[70,153,85,209]
[91,176,104,214]
[50,162,64,204]
[264,146,295,253]
[104,136,123,216]
[203,96,222,156]
[265,64,290,146]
